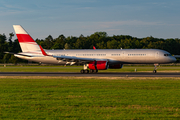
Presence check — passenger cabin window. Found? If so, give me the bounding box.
[111,54,120,56]
[76,54,106,56]
[128,54,146,56]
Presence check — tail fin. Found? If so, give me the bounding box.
[13,25,41,52]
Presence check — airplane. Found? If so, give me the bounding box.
[6,25,176,74]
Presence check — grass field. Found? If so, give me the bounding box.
[0,65,180,72]
[0,76,180,119]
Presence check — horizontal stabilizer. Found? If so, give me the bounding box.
[4,52,32,57]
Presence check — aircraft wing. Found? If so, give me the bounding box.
[4,52,33,57]
[53,55,107,63]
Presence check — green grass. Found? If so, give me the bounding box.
[0,65,180,72]
[0,66,81,72]
[0,77,180,119]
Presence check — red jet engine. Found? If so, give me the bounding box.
[89,61,108,70]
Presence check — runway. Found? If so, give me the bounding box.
[0,72,180,77]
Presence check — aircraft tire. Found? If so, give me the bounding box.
[90,69,94,73]
[95,70,98,73]
[80,69,84,74]
[84,70,89,74]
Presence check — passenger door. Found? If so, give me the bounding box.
[155,51,159,58]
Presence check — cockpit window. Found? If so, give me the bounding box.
[164,54,171,56]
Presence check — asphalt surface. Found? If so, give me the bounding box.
[0,72,180,77]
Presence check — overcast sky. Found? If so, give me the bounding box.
[0,0,180,39]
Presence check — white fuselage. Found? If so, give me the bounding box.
[15,49,176,65]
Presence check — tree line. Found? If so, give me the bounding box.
[0,32,180,63]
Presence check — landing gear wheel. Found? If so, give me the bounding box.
[90,69,94,73]
[84,70,89,74]
[80,69,89,74]
[153,64,158,74]
[95,70,98,73]
[80,69,84,74]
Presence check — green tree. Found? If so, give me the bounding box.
[94,32,107,37]
[64,43,71,49]
[52,35,66,49]
[8,33,14,52]
[12,39,21,53]
[35,39,45,47]
[107,40,118,49]
[74,39,82,49]
[43,35,54,49]
[8,55,19,64]
[96,41,106,49]
[0,34,7,62]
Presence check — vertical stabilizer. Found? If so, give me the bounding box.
[13,25,41,52]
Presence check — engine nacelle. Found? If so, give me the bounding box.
[89,61,108,70]
[109,64,123,69]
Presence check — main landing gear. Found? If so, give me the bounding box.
[153,64,158,73]
[80,64,98,74]
[80,69,98,74]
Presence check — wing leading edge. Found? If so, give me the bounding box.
[52,55,108,63]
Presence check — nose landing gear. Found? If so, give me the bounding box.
[153,64,159,73]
